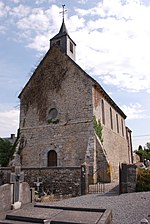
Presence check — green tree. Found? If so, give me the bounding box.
[0,138,14,167]
[144,142,150,152]
[138,145,143,151]
[135,143,150,161]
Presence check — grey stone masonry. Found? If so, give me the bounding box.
[120,163,137,193]
[23,166,81,196]
[18,42,132,182]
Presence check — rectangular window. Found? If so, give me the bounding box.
[110,108,113,130]
[70,42,73,53]
[116,114,119,133]
[102,99,105,125]
[121,119,124,137]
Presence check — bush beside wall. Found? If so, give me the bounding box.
[136,168,150,192]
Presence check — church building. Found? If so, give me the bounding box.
[18,16,133,183]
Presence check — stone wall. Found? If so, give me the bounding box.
[0,168,11,186]
[93,86,131,181]
[120,163,137,193]
[22,166,82,196]
[18,46,132,183]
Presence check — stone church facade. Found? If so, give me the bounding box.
[18,19,133,183]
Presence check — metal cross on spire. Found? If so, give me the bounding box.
[60,4,67,21]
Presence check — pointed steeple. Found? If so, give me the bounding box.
[50,5,76,61]
[51,18,68,40]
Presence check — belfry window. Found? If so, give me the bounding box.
[48,150,57,166]
[56,40,60,46]
[70,42,73,53]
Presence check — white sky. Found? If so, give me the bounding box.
[0,0,150,149]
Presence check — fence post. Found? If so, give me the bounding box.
[81,163,89,195]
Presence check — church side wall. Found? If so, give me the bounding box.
[93,87,130,181]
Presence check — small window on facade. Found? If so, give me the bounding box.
[116,114,119,133]
[102,99,105,125]
[110,108,113,130]
[70,42,73,53]
[121,119,124,137]
[48,150,57,166]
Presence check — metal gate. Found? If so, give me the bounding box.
[88,182,105,194]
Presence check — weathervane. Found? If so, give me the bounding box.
[59,4,67,21]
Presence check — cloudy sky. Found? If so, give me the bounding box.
[0,0,150,149]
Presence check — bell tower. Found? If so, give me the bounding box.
[50,5,76,61]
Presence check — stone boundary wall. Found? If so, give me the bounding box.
[119,163,137,193]
[0,167,11,185]
[0,166,85,197]
[22,166,82,196]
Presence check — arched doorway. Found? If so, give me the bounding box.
[47,150,57,166]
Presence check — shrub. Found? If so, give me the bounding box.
[93,116,103,143]
[136,168,150,192]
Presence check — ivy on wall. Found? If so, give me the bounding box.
[21,50,68,122]
[93,116,103,143]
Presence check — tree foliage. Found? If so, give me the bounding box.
[0,138,14,167]
[93,116,103,143]
[135,142,150,161]
[144,142,150,152]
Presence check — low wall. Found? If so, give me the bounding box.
[22,166,81,196]
[0,168,11,185]
[0,166,86,197]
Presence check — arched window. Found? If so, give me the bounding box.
[102,99,105,125]
[116,114,119,133]
[110,107,113,129]
[47,150,57,167]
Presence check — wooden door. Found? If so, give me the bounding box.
[48,150,57,166]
